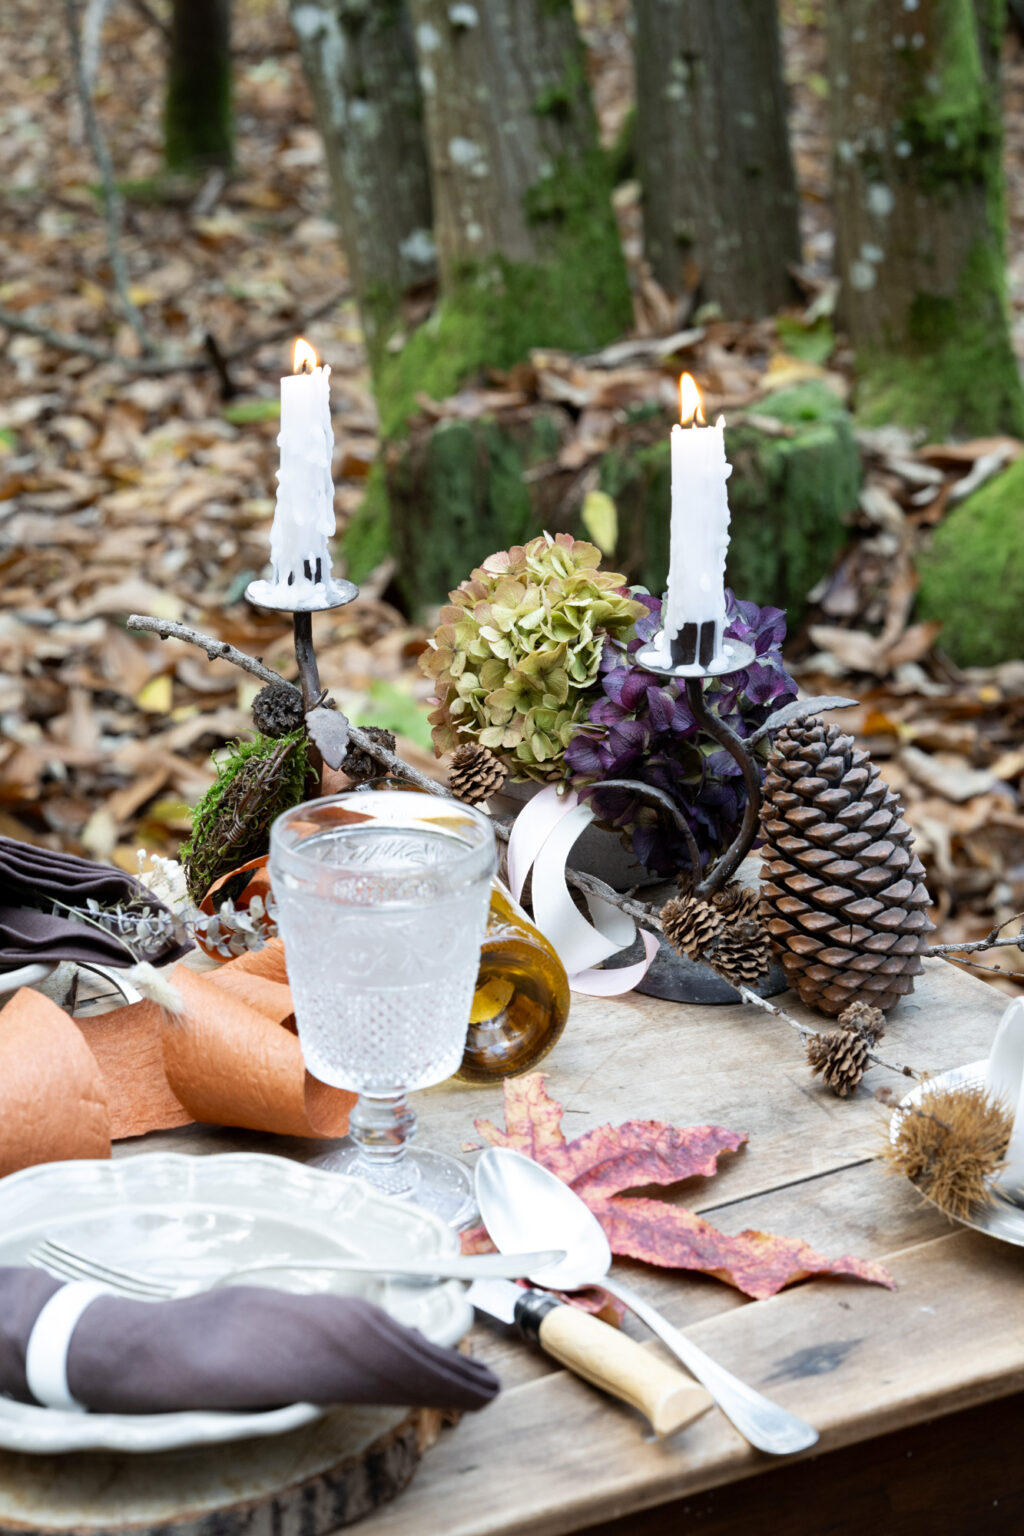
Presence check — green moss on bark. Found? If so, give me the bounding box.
[855,242,1024,438]
[373,150,630,440]
[917,455,1024,666]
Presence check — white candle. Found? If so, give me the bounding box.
[267,337,337,601]
[660,373,732,670]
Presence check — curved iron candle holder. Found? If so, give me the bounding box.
[623,635,761,898]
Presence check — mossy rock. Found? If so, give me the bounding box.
[603,382,860,625]
[917,455,1024,666]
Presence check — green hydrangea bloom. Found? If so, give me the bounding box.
[422,532,645,780]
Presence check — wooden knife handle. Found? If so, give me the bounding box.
[520,1294,712,1437]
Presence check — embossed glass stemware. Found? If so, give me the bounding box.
[270,791,496,1227]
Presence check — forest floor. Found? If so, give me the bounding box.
[0,0,1021,993]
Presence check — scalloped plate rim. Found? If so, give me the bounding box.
[0,1151,472,1453]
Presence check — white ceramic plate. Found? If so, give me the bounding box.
[0,1152,472,1453]
[892,1060,1024,1247]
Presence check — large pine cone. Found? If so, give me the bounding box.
[760,718,933,1016]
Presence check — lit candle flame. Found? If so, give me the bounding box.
[292,337,318,374]
[679,372,706,427]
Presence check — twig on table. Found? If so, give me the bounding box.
[63,0,156,357]
[924,911,1024,959]
[735,984,921,1080]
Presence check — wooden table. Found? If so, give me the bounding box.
[94,961,1024,1533]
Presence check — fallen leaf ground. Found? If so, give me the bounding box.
[0,0,1021,992]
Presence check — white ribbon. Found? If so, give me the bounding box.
[506,786,658,997]
[25,1282,107,1412]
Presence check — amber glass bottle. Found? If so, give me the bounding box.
[456,882,571,1083]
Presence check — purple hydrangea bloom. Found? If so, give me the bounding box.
[564,591,797,877]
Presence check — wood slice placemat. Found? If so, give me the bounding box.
[0,1404,447,1535]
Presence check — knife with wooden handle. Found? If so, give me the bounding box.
[468,1279,712,1437]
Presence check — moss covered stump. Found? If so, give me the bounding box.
[917,455,1024,667]
[373,381,859,621]
[604,383,860,625]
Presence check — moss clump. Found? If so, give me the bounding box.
[181,731,309,902]
[917,455,1024,666]
[856,243,1024,439]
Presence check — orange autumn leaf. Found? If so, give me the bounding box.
[471,1075,893,1302]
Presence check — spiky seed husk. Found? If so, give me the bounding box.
[806,1029,870,1097]
[837,999,886,1043]
[760,717,933,1017]
[884,1083,1012,1221]
[251,681,305,739]
[342,726,396,784]
[704,916,772,988]
[449,742,508,805]
[660,895,723,961]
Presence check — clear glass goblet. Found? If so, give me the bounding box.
[270,790,496,1227]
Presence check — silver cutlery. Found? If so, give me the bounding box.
[475,1147,819,1456]
[28,1235,566,1298]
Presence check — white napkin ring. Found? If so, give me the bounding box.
[25,1282,107,1412]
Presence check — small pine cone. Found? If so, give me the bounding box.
[448,742,507,805]
[705,916,772,987]
[806,1029,870,1097]
[660,894,723,961]
[252,681,305,739]
[343,726,396,783]
[712,883,762,921]
[837,999,886,1044]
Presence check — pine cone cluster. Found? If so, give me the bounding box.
[448,743,507,805]
[806,1029,870,1097]
[660,894,722,961]
[343,726,396,783]
[251,681,305,739]
[660,887,770,988]
[760,718,933,1016]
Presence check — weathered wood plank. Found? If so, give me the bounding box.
[357,1230,1024,1536]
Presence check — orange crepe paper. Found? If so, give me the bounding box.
[160,967,354,1138]
[0,944,355,1174]
[76,1005,191,1138]
[0,989,111,1176]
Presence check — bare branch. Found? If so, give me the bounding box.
[734,985,921,1080]
[0,285,349,376]
[63,0,156,356]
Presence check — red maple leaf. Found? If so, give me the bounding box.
[468,1075,893,1302]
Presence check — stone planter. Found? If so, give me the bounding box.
[488,779,660,892]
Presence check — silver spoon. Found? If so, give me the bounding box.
[475,1147,819,1456]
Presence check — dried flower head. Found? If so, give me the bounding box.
[884,1082,1013,1222]
[422,532,645,779]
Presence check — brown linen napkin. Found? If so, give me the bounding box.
[0,1268,499,1415]
[0,837,192,970]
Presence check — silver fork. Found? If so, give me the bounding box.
[27,1237,565,1298]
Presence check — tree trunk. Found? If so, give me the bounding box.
[288,1,435,363]
[633,0,801,318]
[164,0,232,173]
[826,0,1024,437]
[380,0,631,434]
